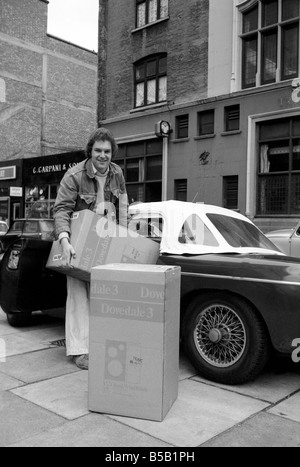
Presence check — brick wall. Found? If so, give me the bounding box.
[99,0,209,120]
[0,0,97,161]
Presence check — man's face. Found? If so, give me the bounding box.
[91,140,112,174]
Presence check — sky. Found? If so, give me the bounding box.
[47,0,99,52]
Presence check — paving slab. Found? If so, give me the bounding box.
[11,371,89,420]
[192,371,300,404]
[202,412,300,447]
[0,346,78,384]
[0,391,66,447]
[268,391,300,423]
[0,326,65,358]
[7,413,173,447]
[0,373,24,391]
[106,379,270,447]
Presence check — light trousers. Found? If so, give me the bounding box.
[66,276,90,356]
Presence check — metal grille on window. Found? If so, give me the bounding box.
[175,179,187,202]
[225,106,240,132]
[176,115,189,139]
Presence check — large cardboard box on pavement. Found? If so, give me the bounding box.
[88,263,181,422]
[46,210,160,281]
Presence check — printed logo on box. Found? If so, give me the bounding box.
[104,340,142,385]
[0,338,6,363]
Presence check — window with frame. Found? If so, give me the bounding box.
[257,116,300,215]
[115,139,162,204]
[174,179,187,201]
[198,109,215,136]
[176,115,189,139]
[136,0,169,28]
[224,105,240,132]
[134,55,167,108]
[240,0,299,88]
[223,176,239,210]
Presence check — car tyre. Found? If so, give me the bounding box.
[6,312,32,327]
[183,292,270,385]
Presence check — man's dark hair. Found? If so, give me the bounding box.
[86,127,118,159]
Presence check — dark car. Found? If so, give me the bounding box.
[128,201,300,385]
[0,218,55,258]
[2,202,300,386]
[0,218,66,327]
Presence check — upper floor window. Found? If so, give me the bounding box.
[241,0,299,89]
[176,114,189,139]
[224,105,240,132]
[136,0,169,28]
[134,54,167,108]
[198,109,215,136]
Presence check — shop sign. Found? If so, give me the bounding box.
[0,166,16,180]
[31,162,79,175]
[10,187,23,197]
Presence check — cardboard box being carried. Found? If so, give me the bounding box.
[88,263,181,422]
[46,210,160,281]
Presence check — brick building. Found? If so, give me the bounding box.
[98,0,300,232]
[0,0,98,224]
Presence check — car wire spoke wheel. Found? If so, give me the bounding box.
[194,304,246,368]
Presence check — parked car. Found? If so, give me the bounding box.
[0,221,8,237]
[0,218,55,260]
[128,201,300,385]
[2,202,300,386]
[266,220,300,257]
[0,218,66,327]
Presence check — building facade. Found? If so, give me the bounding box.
[0,0,97,224]
[98,0,300,231]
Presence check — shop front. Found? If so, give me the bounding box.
[0,161,23,227]
[22,151,86,219]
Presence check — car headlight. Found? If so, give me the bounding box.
[8,250,20,270]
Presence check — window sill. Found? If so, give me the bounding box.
[221,130,242,137]
[131,17,170,34]
[172,138,190,144]
[194,134,216,140]
[130,102,168,114]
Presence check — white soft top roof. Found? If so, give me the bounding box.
[129,200,282,256]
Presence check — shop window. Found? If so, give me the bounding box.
[134,54,167,108]
[136,0,168,28]
[223,176,239,210]
[224,105,240,132]
[25,185,58,219]
[198,110,215,136]
[176,114,189,139]
[240,0,299,89]
[257,116,300,215]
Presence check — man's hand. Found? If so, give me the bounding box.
[60,237,76,267]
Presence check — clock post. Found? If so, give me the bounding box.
[155,121,171,201]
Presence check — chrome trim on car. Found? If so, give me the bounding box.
[181,271,300,287]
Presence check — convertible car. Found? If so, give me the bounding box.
[128,201,300,385]
[1,201,300,385]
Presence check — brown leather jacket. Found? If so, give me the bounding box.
[53,158,128,239]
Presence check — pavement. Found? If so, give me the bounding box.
[0,309,300,448]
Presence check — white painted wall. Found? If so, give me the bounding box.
[208,0,234,97]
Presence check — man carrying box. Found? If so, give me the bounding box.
[53,127,128,370]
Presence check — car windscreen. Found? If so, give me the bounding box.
[0,224,7,233]
[207,213,280,251]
